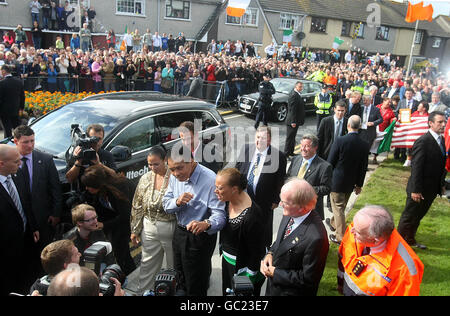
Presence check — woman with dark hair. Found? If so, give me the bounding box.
[130,146,176,294]
[215,168,266,296]
[81,164,136,275]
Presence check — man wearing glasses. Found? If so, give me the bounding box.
[63,203,113,265]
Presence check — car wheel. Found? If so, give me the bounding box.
[275,103,287,122]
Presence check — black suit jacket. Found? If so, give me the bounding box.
[0,75,25,118]
[286,89,305,126]
[16,150,62,240]
[317,115,348,160]
[407,132,447,196]
[344,98,361,119]
[287,155,332,219]
[395,98,419,117]
[359,105,383,145]
[266,211,329,296]
[0,174,38,295]
[327,132,369,193]
[235,144,287,211]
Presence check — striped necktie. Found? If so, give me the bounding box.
[247,153,261,193]
[5,176,27,231]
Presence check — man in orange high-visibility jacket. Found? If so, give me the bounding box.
[338,205,424,296]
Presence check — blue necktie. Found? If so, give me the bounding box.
[247,153,261,194]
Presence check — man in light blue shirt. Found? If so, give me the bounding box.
[163,145,225,295]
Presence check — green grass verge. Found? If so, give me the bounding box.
[317,156,450,296]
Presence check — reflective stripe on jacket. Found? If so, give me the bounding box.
[314,93,332,114]
[338,223,424,296]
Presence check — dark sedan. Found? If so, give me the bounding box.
[238,78,322,122]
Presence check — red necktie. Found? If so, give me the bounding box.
[283,217,295,240]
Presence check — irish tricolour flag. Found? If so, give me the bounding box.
[283,29,293,44]
[226,0,251,17]
[332,36,344,50]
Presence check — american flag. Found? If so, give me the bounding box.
[391,116,429,148]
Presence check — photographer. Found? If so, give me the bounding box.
[65,124,117,186]
[81,164,136,276]
[29,239,81,296]
[47,266,124,296]
[63,203,112,265]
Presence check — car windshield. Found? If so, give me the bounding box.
[270,78,296,94]
[31,103,119,158]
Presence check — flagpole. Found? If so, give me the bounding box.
[406,20,419,77]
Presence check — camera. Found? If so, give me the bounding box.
[67,124,99,164]
[83,242,125,296]
[143,268,185,296]
[226,275,254,296]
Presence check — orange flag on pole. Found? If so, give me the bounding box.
[405,1,434,23]
[226,0,251,18]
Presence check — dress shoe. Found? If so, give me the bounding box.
[410,242,427,250]
[329,234,341,245]
[325,218,336,232]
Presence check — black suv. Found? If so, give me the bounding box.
[238,78,322,122]
[4,91,230,191]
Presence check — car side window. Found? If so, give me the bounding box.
[193,111,219,130]
[156,111,196,143]
[105,116,157,153]
[310,83,322,94]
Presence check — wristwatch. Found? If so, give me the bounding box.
[204,219,211,231]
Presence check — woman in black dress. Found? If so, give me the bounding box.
[215,168,266,296]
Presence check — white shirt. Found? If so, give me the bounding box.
[152,35,162,47]
[361,105,371,129]
[429,129,443,148]
[334,116,344,138]
[290,211,312,234]
[247,146,269,193]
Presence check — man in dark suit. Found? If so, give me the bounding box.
[327,115,369,244]
[287,134,332,220]
[13,125,62,249]
[284,81,305,157]
[359,94,383,147]
[179,121,222,174]
[394,88,419,161]
[0,65,25,138]
[0,144,40,295]
[343,91,361,119]
[235,126,287,248]
[317,100,348,160]
[398,111,447,250]
[261,179,329,296]
[368,85,383,107]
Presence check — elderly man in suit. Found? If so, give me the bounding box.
[236,126,287,248]
[397,111,447,250]
[327,115,369,244]
[13,125,62,249]
[0,64,25,138]
[261,179,329,296]
[344,91,362,119]
[284,81,305,158]
[287,134,332,220]
[359,94,383,148]
[318,100,348,160]
[0,144,40,295]
[428,93,447,113]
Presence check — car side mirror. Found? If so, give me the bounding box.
[110,145,132,162]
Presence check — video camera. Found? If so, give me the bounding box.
[83,242,126,296]
[67,124,99,164]
[142,268,185,296]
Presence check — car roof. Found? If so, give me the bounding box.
[65,92,216,120]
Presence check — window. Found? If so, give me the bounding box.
[226,8,258,26]
[310,17,327,33]
[341,21,352,37]
[376,26,389,41]
[280,13,300,31]
[432,37,441,48]
[156,112,195,143]
[0,0,7,4]
[165,0,190,20]
[105,117,157,153]
[194,111,219,130]
[116,0,145,16]
[68,0,90,8]
[414,30,423,44]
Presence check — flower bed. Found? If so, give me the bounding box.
[24,91,104,117]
